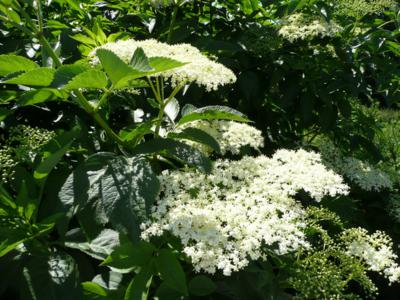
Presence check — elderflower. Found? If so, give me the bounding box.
[336,0,397,19]
[341,228,400,283]
[92,39,236,91]
[278,13,342,43]
[141,150,349,275]
[318,139,393,191]
[177,120,264,155]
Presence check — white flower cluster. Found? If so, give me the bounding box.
[141,150,349,275]
[336,0,397,18]
[278,13,342,43]
[177,120,264,155]
[341,228,400,283]
[93,39,236,91]
[319,140,393,192]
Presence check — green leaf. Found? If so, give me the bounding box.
[130,47,153,72]
[3,68,55,87]
[96,49,134,85]
[119,121,154,143]
[132,138,212,173]
[51,64,88,88]
[34,126,80,181]
[168,128,220,153]
[0,55,39,76]
[102,242,155,269]
[188,275,217,297]
[18,89,63,106]
[63,70,108,90]
[22,252,82,300]
[0,185,16,209]
[0,107,10,121]
[64,229,120,261]
[59,154,160,241]
[177,105,250,126]
[124,265,153,300]
[155,249,187,296]
[148,57,186,73]
[71,33,97,46]
[16,180,39,221]
[82,282,108,298]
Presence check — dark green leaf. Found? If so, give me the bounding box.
[155,249,187,295]
[59,154,160,241]
[188,275,217,297]
[124,265,153,300]
[102,241,155,269]
[22,253,82,300]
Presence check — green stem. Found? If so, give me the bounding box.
[74,91,124,144]
[153,83,185,137]
[167,5,179,44]
[147,77,162,103]
[94,90,112,112]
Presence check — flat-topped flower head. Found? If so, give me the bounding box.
[278,13,342,42]
[92,39,236,91]
[141,150,349,275]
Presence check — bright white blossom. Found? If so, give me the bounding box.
[341,228,400,283]
[278,13,342,42]
[177,120,264,155]
[319,140,393,191]
[92,39,236,91]
[141,150,349,275]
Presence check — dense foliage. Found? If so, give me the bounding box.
[0,0,400,299]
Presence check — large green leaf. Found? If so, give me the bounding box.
[64,229,120,260]
[177,105,250,126]
[96,49,134,85]
[59,153,160,241]
[3,68,55,86]
[124,265,153,300]
[63,70,108,90]
[155,249,187,296]
[22,252,82,300]
[18,89,64,106]
[132,138,212,173]
[101,241,155,269]
[51,64,89,88]
[0,55,39,76]
[188,275,217,297]
[168,127,221,153]
[148,56,186,73]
